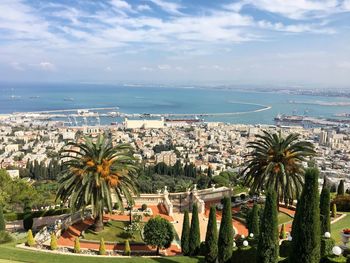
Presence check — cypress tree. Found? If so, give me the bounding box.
[337,180,345,196]
[99,238,106,255]
[331,203,337,218]
[289,168,321,263]
[205,206,218,263]
[74,237,81,253]
[218,197,233,263]
[189,203,200,255]
[257,189,279,263]
[280,223,287,239]
[181,210,190,255]
[0,205,5,231]
[250,203,260,237]
[124,240,131,256]
[320,187,331,234]
[26,229,35,247]
[50,233,58,250]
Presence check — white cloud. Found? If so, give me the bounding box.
[10,62,25,71]
[110,0,133,12]
[158,64,171,70]
[38,62,55,71]
[137,4,152,12]
[148,0,183,15]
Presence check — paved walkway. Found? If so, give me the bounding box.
[57,204,180,256]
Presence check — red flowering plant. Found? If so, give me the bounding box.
[343,229,350,235]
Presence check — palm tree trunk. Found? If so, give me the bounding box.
[94,212,104,232]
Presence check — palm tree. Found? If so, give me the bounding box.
[56,135,138,232]
[242,131,315,205]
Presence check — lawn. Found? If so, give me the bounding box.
[82,221,144,243]
[278,212,293,225]
[0,241,202,263]
[331,213,350,244]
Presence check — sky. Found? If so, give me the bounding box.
[0,0,350,87]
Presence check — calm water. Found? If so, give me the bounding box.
[0,83,349,125]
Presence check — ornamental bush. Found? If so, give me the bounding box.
[99,237,106,255]
[250,203,260,237]
[257,188,279,263]
[189,203,200,256]
[74,237,80,253]
[181,210,190,255]
[0,230,13,244]
[143,215,174,254]
[205,206,218,263]
[332,196,350,212]
[279,240,291,258]
[279,224,287,240]
[26,229,35,247]
[218,197,233,263]
[124,239,131,256]
[289,168,321,263]
[337,180,345,196]
[0,205,5,231]
[320,237,335,258]
[332,203,337,217]
[50,233,58,250]
[320,187,331,234]
[23,201,33,231]
[231,245,257,263]
[141,204,147,211]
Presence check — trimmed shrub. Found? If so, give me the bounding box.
[205,206,218,263]
[290,168,321,263]
[218,197,233,263]
[4,208,71,222]
[320,187,331,234]
[181,210,190,255]
[250,204,260,237]
[332,196,350,212]
[332,203,337,217]
[23,201,33,231]
[99,237,106,255]
[0,230,13,244]
[321,237,335,258]
[279,240,291,258]
[124,240,131,256]
[0,205,5,231]
[280,224,287,239]
[189,203,200,256]
[50,233,58,250]
[337,180,345,196]
[321,255,347,263]
[257,188,279,263]
[74,237,81,253]
[26,229,35,247]
[231,245,257,263]
[141,204,147,211]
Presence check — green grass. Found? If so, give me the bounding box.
[0,240,203,263]
[82,221,144,243]
[278,212,293,225]
[330,212,350,244]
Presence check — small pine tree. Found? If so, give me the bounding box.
[74,237,81,253]
[181,210,190,255]
[289,168,321,263]
[0,205,5,231]
[218,197,233,263]
[257,189,279,263]
[50,233,58,250]
[23,201,33,231]
[124,240,131,256]
[320,187,331,234]
[250,203,260,237]
[331,203,337,218]
[99,238,106,255]
[337,180,345,196]
[189,203,200,256]
[26,229,35,247]
[205,206,218,263]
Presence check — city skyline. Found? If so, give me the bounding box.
[0,0,350,87]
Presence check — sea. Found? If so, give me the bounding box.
[1,82,349,126]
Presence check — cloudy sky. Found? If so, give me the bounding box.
[0,0,350,87]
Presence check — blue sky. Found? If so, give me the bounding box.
[0,0,350,87]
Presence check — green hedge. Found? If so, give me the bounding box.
[320,255,347,263]
[4,208,71,221]
[321,238,335,258]
[0,231,13,244]
[331,196,350,212]
[231,246,256,263]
